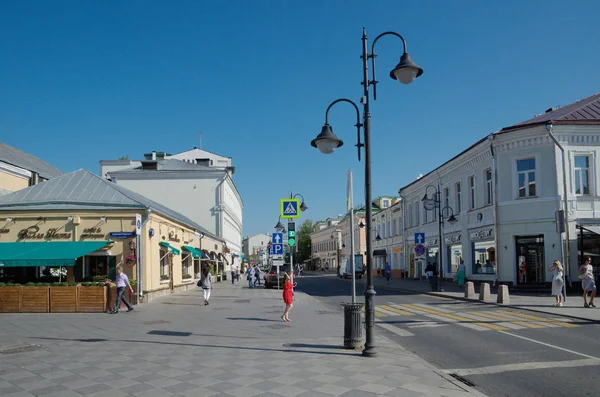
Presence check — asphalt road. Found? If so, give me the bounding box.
[294,273,600,397]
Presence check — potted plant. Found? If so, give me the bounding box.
[182,274,192,280]
[160,274,170,281]
[124,255,137,267]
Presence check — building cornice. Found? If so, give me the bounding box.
[0,161,32,179]
[108,169,225,180]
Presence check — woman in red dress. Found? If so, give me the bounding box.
[281,272,294,322]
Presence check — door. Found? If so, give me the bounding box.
[515,235,545,284]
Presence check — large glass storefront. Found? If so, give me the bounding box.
[446,244,462,274]
[515,235,545,284]
[577,225,600,267]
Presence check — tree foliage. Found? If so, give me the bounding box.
[296,219,313,263]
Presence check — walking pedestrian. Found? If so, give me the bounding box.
[255,266,262,286]
[199,267,214,305]
[384,262,391,283]
[281,272,294,322]
[549,260,564,306]
[231,268,236,285]
[246,265,256,289]
[111,266,134,314]
[456,259,466,288]
[579,257,596,308]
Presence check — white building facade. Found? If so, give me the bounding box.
[399,92,600,286]
[371,200,405,277]
[310,217,343,269]
[101,148,243,269]
[242,233,272,267]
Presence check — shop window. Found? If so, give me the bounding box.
[182,254,191,277]
[160,248,169,279]
[446,245,462,273]
[472,242,496,274]
[574,155,590,195]
[517,158,536,198]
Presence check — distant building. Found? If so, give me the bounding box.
[0,142,63,196]
[100,148,243,268]
[242,233,272,267]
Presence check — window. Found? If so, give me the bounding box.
[409,204,413,227]
[160,248,169,278]
[455,182,462,213]
[423,206,429,223]
[382,199,390,208]
[414,201,420,226]
[485,169,493,205]
[444,187,450,208]
[469,176,475,209]
[517,158,536,198]
[574,155,590,195]
[392,219,396,236]
[182,254,191,277]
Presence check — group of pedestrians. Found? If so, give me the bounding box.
[244,264,262,288]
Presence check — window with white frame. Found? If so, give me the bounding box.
[485,169,493,205]
[444,187,450,208]
[409,204,413,227]
[160,248,169,278]
[392,219,396,236]
[423,205,429,223]
[455,182,462,213]
[574,155,590,195]
[382,199,390,208]
[415,201,420,225]
[387,220,391,238]
[469,176,475,209]
[517,158,536,198]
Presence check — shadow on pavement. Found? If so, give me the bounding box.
[32,337,356,357]
[226,317,278,322]
[283,343,345,350]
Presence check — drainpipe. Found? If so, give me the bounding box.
[399,191,407,278]
[138,209,152,302]
[545,122,571,295]
[488,134,500,286]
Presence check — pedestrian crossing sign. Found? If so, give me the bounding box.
[280,198,300,219]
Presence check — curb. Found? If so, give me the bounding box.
[372,282,599,323]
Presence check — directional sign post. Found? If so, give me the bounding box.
[272,232,283,245]
[280,198,300,219]
[414,233,425,245]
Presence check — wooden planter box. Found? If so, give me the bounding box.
[0,286,22,313]
[50,287,77,313]
[78,286,107,313]
[21,286,50,313]
[107,287,138,312]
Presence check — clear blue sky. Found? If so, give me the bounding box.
[1,0,599,237]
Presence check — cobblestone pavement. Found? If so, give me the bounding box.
[0,281,486,397]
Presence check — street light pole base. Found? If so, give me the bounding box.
[362,346,377,357]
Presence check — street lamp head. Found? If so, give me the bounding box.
[375,233,382,242]
[274,221,284,232]
[447,215,458,225]
[390,52,423,85]
[342,243,346,248]
[421,193,429,201]
[359,221,365,229]
[311,124,344,154]
[423,198,436,211]
[299,202,308,211]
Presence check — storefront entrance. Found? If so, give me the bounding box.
[515,235,545,284]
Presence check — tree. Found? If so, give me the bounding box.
[296,219,313,264]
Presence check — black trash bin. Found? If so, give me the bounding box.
[342,302,364,349]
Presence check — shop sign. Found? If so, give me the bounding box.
[81,227,105,239]
[168,232,181,243]
[393,247,402,253]
[109,231,136,239]
[17,225,71,240]
[0,228,9,234]
[425,238,438,247]
[470,229,493,240]
[444,234,461,244]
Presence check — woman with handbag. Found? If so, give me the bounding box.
[579,257,596,308]
[549,260,564,307]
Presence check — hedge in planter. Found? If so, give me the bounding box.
[78,284,107,313]
[0,285,22,313]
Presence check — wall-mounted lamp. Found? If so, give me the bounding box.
[129,240,137,251]
[552,243,555,249]
[342,243,346,248]
[359,221,365,229]
[100,216,107,223]
[5,217,13,223]
[67,216,73,222]
[504,245,507,250]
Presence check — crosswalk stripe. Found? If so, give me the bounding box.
[399,303,509,331]
[379,305,414,316]
[374,307,400,316]
[470,311,557,329]
[375,319,415,337]
[457,312,526,330]
[407,321,448,328]
[495,310,578,328]
[465,311,542,329]
[374,310,387,318]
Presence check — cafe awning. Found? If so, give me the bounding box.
[0,241,112,268]
[182,245,202,258]
[373,249,387,256]
[159,241,180,255]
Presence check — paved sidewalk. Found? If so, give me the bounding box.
[366,275,600,322]
[0,281,486,397]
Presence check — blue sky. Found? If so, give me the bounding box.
[1,0,599,237]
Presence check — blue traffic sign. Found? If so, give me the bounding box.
[272,232,284,245]
[414,244,426,256]
[273,244,284,255]
[414,233,425,245]
[268,246,274,255]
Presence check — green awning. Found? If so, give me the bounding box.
[181,245,202,258]
[0,241,112,268]
[159,241,180,255]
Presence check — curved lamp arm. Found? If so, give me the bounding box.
[370,31,408,100]
[325,98,365,161]
[440,206,454,217]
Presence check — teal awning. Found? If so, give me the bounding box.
[0,241,112,268]
[159,241,180,255]
[181,245,202,258]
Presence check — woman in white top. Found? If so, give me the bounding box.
[549,260,564,307]
[579,257,596,308]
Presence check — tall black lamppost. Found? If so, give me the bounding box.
[422,185,458,291]
[310,28,422,357]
